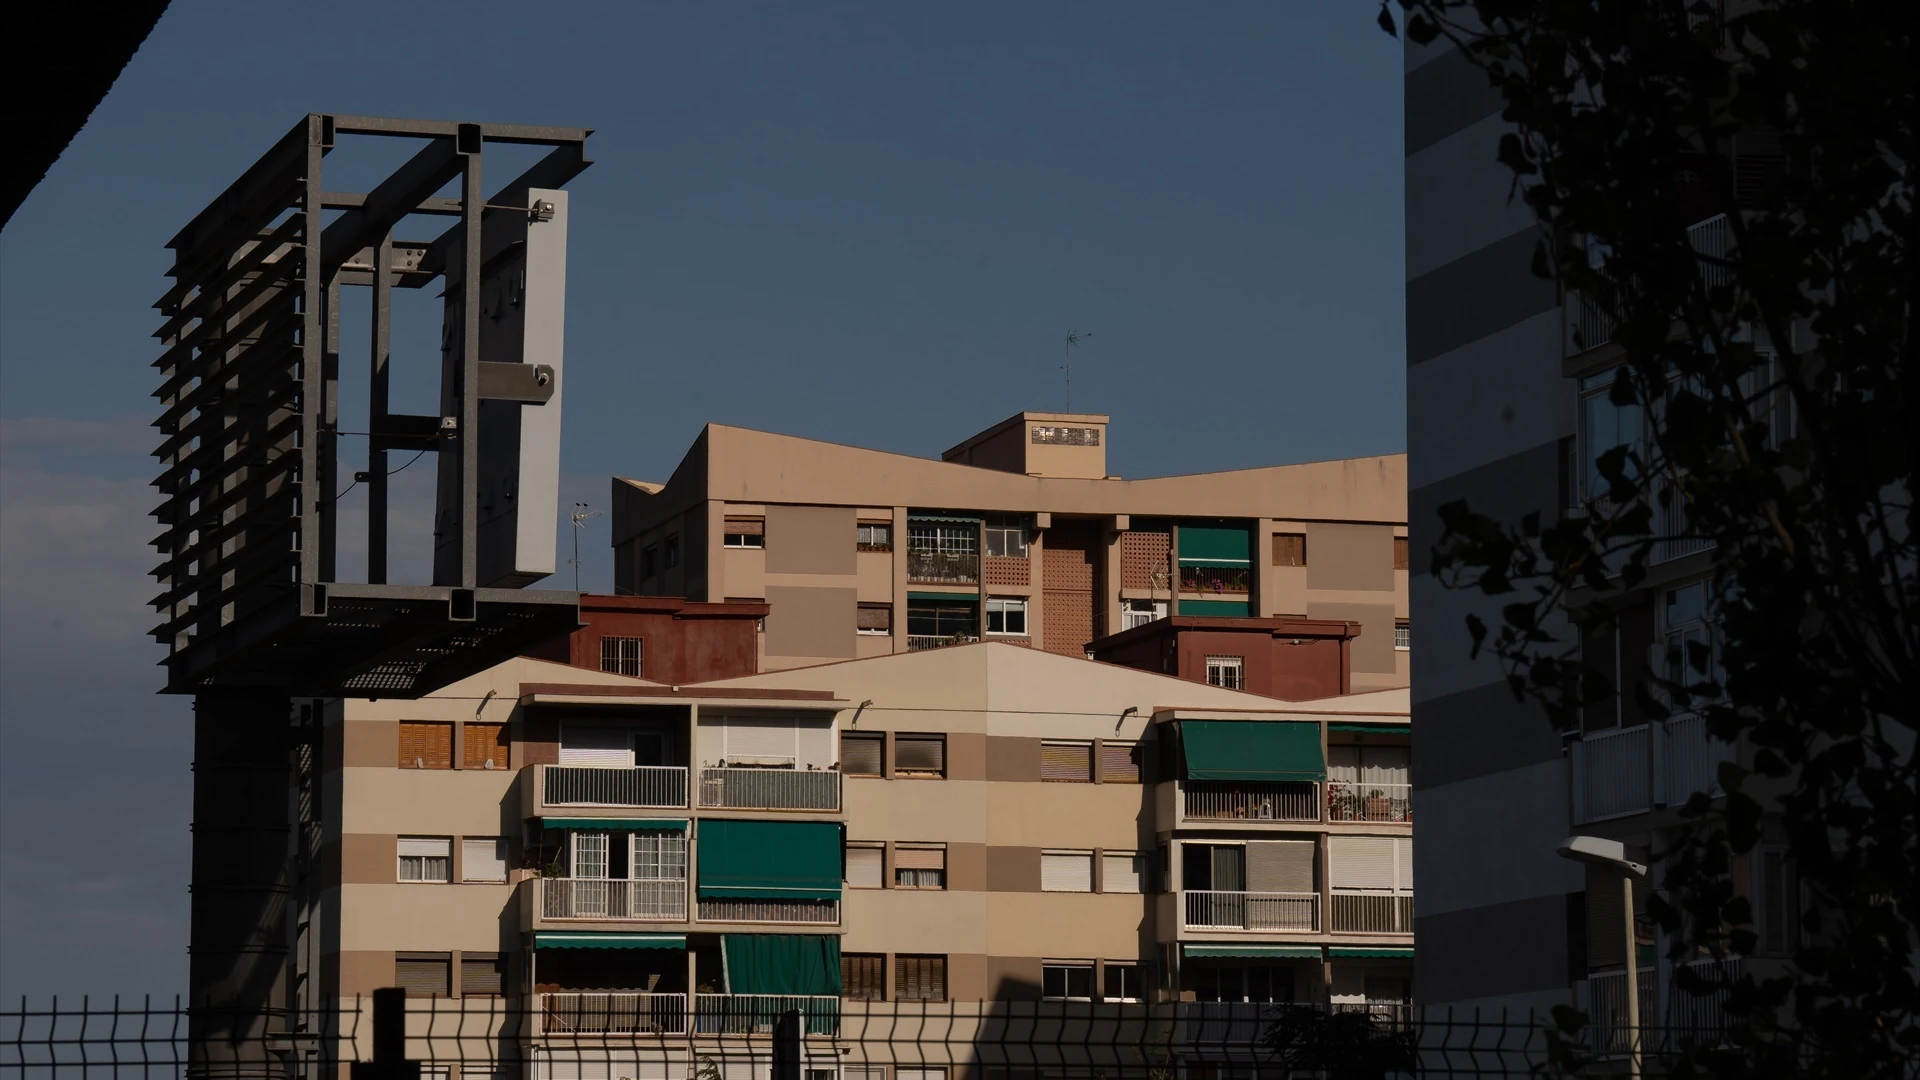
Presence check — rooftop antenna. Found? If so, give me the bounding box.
[569,502,602,592]
[1063,329,1092,412]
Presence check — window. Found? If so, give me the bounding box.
[984,516,1028,558]
[398,838,451,883]
[894,734,946,778]
[856,603,893,635]
[1272,533,1307,567]
[1042,850,1094,893]
[723,518,765,548]
[1580,370,1645,499]
[1205,655,1245,690]
[629,832,688,882]
[906,599,978,645]
[843,953,886,1001]
[1662,581,1723,696]
[1393,536,1409,570]
[463,722,509,770]
[641,545,658,579]
[1394,620,1410,651]
[398,721,453,769]
[857,522,893,552]
[985,597,1028,636]
[600,636,643,678]
[1043,963,1094,1000]
[395,953,451,996]
[664,534,680,569]
[1121,599,1167,630]
[1755,847,1800,955]
[895,845,946,889]
[1100,740,1142,783]
[461,953,504,996]
[841,732,884,777]
[846,844,885,889]
[1103,963,1142,1002]
[894,955,947,1001]
[1041,740,1093,782]
[1102,851,1144,894]
[908,520,979,556]
[462,838,507,883]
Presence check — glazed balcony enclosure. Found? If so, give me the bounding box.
[531,932,842,1038]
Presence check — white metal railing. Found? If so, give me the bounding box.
[697,767,841,811]
[1329,891,1415,934]
[696,898,840,924]
[1571,724,1651,823]
[1330,1001,1416,1032]
[541,765,688,809]
[538,992,689,1035]
[1655,491,1715,564]
[1665,957,1743,1051]
[692,994,839,1036]
[537,877,687,922]
[1182,781,1321,823]
[1326,781,1413,823]
[1182,890,1319,932]
[1689,213,1732,293]
[1585,968,1660,1057]
[905,550,980,585]
[906,633,979,652]
[1565,290,1616,356]
[1660,714,1736,808]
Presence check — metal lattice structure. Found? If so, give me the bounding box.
[150,115,590,698]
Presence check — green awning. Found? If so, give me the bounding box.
[1329,723,1411,734]
[697,819,843,900]
[722,934,842,995]
[1182,721,1325,782]
[1179,599,1250,617]
[907,591,978,602]
[1328,947,1415,958]
[539,818,688,831]
[1178,526,1251,566]
[908,513,980,523]
[534,932,685,950]
[1184,945,1323,959]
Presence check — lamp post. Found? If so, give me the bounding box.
[1558,835,1649,1079]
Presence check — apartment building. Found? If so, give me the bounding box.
[609,413,1410,692]
[297,640,1413,1068]
[1404,26,1770,1030]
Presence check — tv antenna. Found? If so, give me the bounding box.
[569,502,602,592]
[1063,329,1092,412]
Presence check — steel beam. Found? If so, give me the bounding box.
[316,135,462,282]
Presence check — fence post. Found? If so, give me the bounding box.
[772,1009,803,1080]
[350,989,420,1080]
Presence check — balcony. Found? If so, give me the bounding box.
[1182,890,1319,933]
[536,877,687,922]
[1182,781,1321,823]
[1329,1001,1415,1033]
[696,897,840,924]
[907,633,979,652]
[1584,957,1744,1057]
[697,767,840,812]
[693,994,839,1037]
[1178,565,1251,595]
[1326,782,1412,824]
[1329,891,1415,935]
[1563,214,1733,359]
[1659,714,1736,808]
[905,550,979,585]
[538,764,689,811]
[538,992,688,1036]
[1571,718,1734,824]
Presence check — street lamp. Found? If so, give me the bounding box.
[1558,835,1649,1079]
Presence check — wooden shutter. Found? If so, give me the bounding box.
[1329,836,1397,890]
[1272,533,1307,567]
[857,604,892,631]
[1041,741,1092,782]
[724,517,765,536]
[841,733,884,776]
[399,722,452,769]
[1392,536,1410,570]
[460,953,503,996]
[1102,852,1143,894]
[895,846,945,871]
[395,954,450,996]
[462,838,507,882]
[1100,741,1141,783]
[1041,851,1093,892]
[845,845,884,889]
[895,956,947,1001]
[894,735,946,775]
[842,954,885,1001]
[463,723,508,770]
[1245,840,1316,893]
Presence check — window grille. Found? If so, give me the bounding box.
[1205,655,1245,690]
[600,636,642,678]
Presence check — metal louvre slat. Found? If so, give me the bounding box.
[1041,741,1092,782]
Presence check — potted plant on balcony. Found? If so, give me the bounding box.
[1365,789,1393,820]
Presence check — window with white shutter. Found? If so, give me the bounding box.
[461,838,507,882]
[397,838,451,882]
[1041,741,1093,782]
[895,845,946,889]
[1328,836,1411,892]
[559,726,633,768]
[841,733,884,776]
[724,718,799,766]
[845,844,884,889]
[1245,839,1316,893]
[1041,850,1094,892]
[1102,851,1143,894]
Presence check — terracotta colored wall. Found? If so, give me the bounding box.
[525,602,763,684]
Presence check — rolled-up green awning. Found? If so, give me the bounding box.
[1329,723,1411,734]
[534,932,685,950]
[1184,944,1323,959]
[722,934,843,995]
[1179,599,1251,617]
[697,819,843,900]
[1328,947,1414,958]
[1182,721,1325,782]
[1178,525,1251,566]
[908,591,978,602]
[540,818,688,831]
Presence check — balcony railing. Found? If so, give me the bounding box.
[1584,957,1745,1057]
[907,633,978,652]
[538,992,688,1035]
[696,898,840,924]
[1655,490,1715,564]
[1178,565,1251,595]
[1329,891,1415,934]
[1182,890,1319,932]
[537,877,687,922]
[1660,714,1735,808]
[1664,957,1742,1051]
[1564,214,1733,359]
[1329,1001,1415,1032]
[1326,781,1412,823]
[1585,968,1660,1058]
[1571,723,1652,823]
[540,765,688,809]
[697,767,841,812]
[905,550,979,585]
[693,994,839,1036]
[1182,781,1321,823]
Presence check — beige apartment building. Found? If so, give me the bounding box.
[298,640,1413,1070]
[610,413,1411,692]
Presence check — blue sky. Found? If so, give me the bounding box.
[0,1,1403,996]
